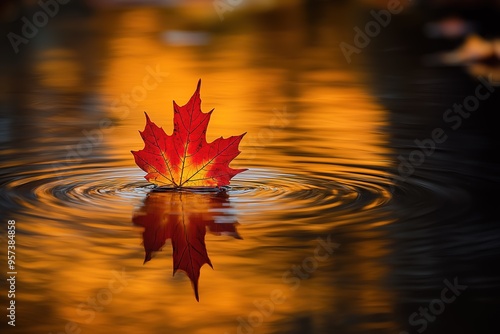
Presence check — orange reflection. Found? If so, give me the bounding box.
[133,189,241,301]
[35,49,82,92]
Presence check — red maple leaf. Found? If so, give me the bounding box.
[131,80,246,188]
[133,190,241,301]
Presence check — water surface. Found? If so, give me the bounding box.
[1,3,499,334]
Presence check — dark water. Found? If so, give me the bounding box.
[1,2,499,334]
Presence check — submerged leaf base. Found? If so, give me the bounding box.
[151,185,231,193]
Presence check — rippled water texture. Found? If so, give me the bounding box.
[1,2,500,334]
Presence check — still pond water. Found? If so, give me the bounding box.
[0,3,499,334]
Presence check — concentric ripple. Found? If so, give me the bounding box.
[0,161,396,224]
[228,168,393,219]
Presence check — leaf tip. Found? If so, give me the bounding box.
[193,78,202,97]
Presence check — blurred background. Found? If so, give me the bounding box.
[1,0,500,334]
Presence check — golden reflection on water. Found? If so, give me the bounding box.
[2,4,400,334]
[35,49,83,91]
[97,10,391,173]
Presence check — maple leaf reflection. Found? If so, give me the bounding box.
[133,189,241,301]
